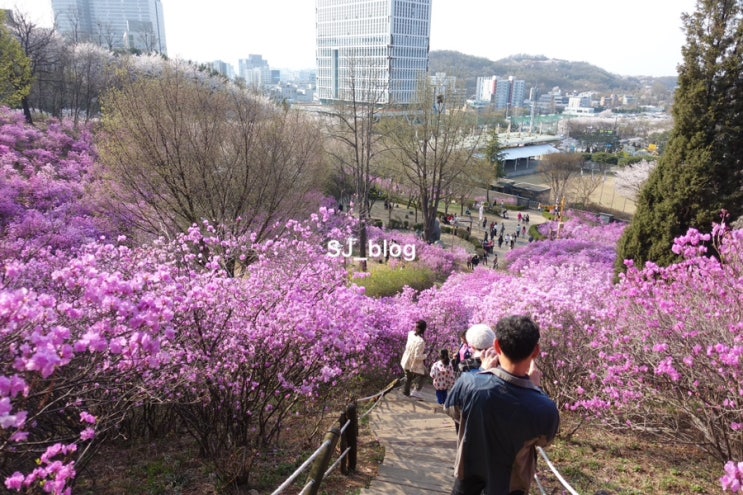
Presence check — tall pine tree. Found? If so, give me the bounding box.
[617,0,743,270]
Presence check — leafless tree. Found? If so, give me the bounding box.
[566,120,619,153]
[447,156,494,215]
[318,54,389,264]
[58,7,86,44]
[383,76,480,242]
[320,54,387,219]
[95,21,118,51]
[97,60,326,248]
[134,29,160,54]
[569,166,606,205]
[538,152,584,204]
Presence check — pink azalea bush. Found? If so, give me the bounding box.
[1,107,740,490]
[0,108,116,260]
[399,210,624,406]
[722,460,743,492]
[588,224,742,463]
[1,209,401,491]
[392,210,742,484]
[1,236,183,493]
[0,109,400,491]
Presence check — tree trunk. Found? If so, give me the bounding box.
[21,96,33,125]
[358,220,367,272]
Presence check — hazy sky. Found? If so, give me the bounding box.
[3,0,698,77]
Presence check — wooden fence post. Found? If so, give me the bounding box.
[306,427,340,495]
[339,410,348,475]
[347,402,358,472]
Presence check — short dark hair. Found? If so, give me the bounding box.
[495,315,540,362]
[415,320,427,334]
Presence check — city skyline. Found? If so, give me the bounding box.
[3,0,698,77]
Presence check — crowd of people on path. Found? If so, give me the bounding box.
[468,206,536,271]
[399,316,560,495]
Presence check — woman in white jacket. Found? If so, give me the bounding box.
[400,320,427,398]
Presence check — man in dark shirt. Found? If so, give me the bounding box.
[445,315,559,495]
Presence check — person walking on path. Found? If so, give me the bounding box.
[401,320,427,398]
[451,331,472,377]
[430,349,457,410]
[444,315,560,495]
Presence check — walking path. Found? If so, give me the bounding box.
[356,205,553,494]
[370,201,550,265]
[359,383,457,495]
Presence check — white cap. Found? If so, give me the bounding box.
[466,324,495,351]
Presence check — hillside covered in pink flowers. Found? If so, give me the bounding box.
[1,108,741,493]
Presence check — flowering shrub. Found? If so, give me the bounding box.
[0,112,396,493]
[2,107,741,490]
[1,209,400,490]
[1,241,177,493]
[569,224,743,464]
[0,108,115,260]
[535,209,626,247]
[722,460,743,492]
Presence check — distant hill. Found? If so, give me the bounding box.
[429,51,677,98]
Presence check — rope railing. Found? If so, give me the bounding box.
[536,446,581,494]
[533,470,548,495]
[359,378,400,420]
[270,439,333,495]
[271,377,401,495]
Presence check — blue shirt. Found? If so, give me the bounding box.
[445,367,559,495]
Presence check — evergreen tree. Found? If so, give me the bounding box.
[617,0,743,270]
[484,127,505,178]
[0,11,32,109]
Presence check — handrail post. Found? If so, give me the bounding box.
[347,402,358,472]
[339,410,349,475]
[306,428,340,495]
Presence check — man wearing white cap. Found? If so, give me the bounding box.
[457,323,495,373]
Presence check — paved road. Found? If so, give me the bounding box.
[359,383,458,495]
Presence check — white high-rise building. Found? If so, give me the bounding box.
[52,0,167,54]
[315,0,432,105]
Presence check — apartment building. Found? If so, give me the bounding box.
[475,75,526,113]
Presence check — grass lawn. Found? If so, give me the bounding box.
[535,413,719,494]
